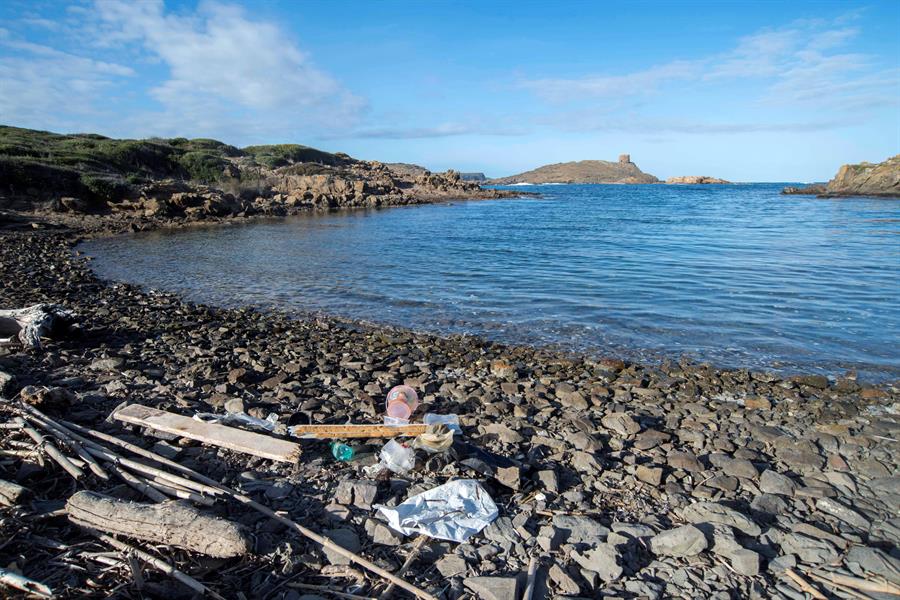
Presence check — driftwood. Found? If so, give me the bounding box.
[0,304,74,350]
[16,405,436,600]
[522,556,539,600]
[66,491,250,558]
[0,567,52,598]
[113,404,301,463]
[784,568,827,600]
[15,417,84,479]
[0,478,30,507]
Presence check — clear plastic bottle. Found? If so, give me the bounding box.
[329,441,355,462]
[385,385,420,421]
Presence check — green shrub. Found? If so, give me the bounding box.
[80,174,129,202]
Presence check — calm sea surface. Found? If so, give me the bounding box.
[80,184,900,381]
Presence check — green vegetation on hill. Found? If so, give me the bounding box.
[0,125,349,204]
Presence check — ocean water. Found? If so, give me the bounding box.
[80,184,900,381]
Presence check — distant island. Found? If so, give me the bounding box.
[665,175,731,184]
[783,155,900,198]
[489,154,659,185]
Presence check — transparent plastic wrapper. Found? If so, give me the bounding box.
[193,412,285,434]
[375,479,498,543]
[423,413,461,434]
[379,439,415,474]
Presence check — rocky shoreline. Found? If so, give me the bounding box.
[1,207,898,600]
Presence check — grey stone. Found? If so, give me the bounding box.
[223,398,245,414]
[668,451,703,473]
[552,515,610,544]
[365,520,402,546]
[816,497,870,530]
[778,532,839,565]
[768,554,797,574]
[751,493,789,515]
[723,458,759,480]
[636,465,664,486]
[323,528,360,565]
[759,470,796,496]
[463,576,518,600]
[679,502,762,536]
[601,412,641,436]
[650,525,708,557]
[730,549,761,576]
[536,469,558,493]
[435,555,467,577]
[611,522,656,540]
[572,543,623,582]
[548,563,580,594]
[571,451,600,473]
[90,357,124,371]
[845,546,900,584]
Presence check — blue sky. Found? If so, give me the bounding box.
[1,1,898,181]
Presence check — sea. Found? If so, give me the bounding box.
[80,184,900,382]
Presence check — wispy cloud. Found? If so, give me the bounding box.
[519,16,898,116]
[0,0,365,141]
[0,30,135,129]
[328,122,529,140]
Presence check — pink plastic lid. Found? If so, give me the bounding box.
[386,400,413,420]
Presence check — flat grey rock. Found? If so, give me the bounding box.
[650,525,708,557]
[463,576,518,600]
[680,502,762,536]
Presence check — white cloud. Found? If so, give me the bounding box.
[90,0,364,138]
[0,1,364,142]
[519,16,899,116]
[0,36,135,130]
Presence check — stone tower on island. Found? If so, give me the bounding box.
[619,154,631,164]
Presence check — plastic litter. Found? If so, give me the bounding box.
[193,412,285,435]
[411,424,454,453]
[379,439,415,474]
[329,441,355,462]
[375,479,498,543]
[385,385,419,420]
[423,413,461,434]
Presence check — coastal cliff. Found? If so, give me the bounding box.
[783,155,900,198]
[490,154,659,184]
[666,175,731,184]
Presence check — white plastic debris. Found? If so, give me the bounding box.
[375,479,498,543]
[193,412,284,434]
[379,439,415,474]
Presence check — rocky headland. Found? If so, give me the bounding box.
[490,154,659,185]
[783,155,900,198]
[0,127,898,600]
[665,176,731,184]
[0,125,521,229]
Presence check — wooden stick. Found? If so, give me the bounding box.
[0,566,53,598]
[522,556,539,600]
[289,423,427,439]
[84,446,222,496]
[382,535,430,598]
[783,568,827,600]
[144,477,215,506]
[22,413,109,479]
[807,569,900,596]
[806,572,876,600]
[113,404,301,462]
[99,534,226,600]
[58,413,438,600]
[107,463,169,503]
[15,417,84,479]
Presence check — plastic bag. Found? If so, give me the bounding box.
[375,479,498,543]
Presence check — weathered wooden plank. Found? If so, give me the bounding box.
[289,423,427,439]
[113,404,301,463]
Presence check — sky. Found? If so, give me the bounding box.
[0,0,898,181]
